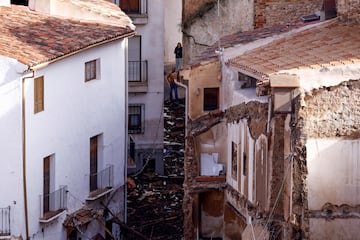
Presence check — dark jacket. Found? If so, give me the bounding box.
[174,46,182,58]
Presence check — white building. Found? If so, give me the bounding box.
[0,1,135,239]
[114,0,166,175]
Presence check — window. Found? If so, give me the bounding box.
[231,142,238,180]
[128,104,144,134]
[34,76,44,113]
[85,59,100,82]
[119,0,140,14]
[203,88,219,111]
[238,72,257,88]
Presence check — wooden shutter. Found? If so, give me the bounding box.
[34,76,44,113]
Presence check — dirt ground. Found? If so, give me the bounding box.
[127,99,185,240]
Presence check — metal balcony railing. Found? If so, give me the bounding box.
[40,186,67,220]
[90,165,114,192]
[0,206,10,236]
[128,60,148,83]
[119,0,148,15]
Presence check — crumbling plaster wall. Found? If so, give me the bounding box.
[182,0,254,63]
[183,110,226,240]
[293,79,360,239]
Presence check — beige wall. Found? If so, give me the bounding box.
[186,60,221,120]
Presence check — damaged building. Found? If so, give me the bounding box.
[181,0,334,64]
[180,1,360,239]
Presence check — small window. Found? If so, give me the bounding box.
[85,59,100,82]
[119,0,140,14]
[238,72,257,88]
[128,104,144,134]
[203,88,219,111]
[34,76,44,113]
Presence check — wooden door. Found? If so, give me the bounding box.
[90,136,98,191]
[43,156,50,212]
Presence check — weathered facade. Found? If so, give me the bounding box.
[182,0,323,64]
[181,1,360,238]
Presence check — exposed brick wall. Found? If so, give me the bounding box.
[254,0,323,28]
[337,0,360,23]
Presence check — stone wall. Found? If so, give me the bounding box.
[301,80,360,139]
[182,0,254,63]
[337,0,360,23]
[254,0,323,28]
[292,79,360,239]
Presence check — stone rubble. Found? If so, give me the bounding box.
[127,99,185,240]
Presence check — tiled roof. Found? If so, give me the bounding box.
[0,4,134,68]
[55,0,135,29]
[190,22,313,64]
[228,19,360,81]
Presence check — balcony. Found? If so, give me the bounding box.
[39,186,67,223]
[119,0,148,25]
[128,60,148,93]
[0,206,10,237]
[87,165,114,201]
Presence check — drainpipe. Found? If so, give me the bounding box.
[175,79,188,137]
[124,38,129,224]
[22,69,34,240]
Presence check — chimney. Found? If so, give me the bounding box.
[0,0,10,7]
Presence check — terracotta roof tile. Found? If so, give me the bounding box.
[228,19,360,80]
[0,4,134,67]
[190,23,309,64]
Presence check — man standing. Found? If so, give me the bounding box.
[166,67,179,102]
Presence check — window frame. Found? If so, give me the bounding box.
[128,104,145,134]
[203,87,219,111]
[85,59,100,82]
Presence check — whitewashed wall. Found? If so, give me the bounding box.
[0,56,27,237]
[128,0,164,151]
[307,139,360,239]
[0,39,127,239]
[164,0,182,64]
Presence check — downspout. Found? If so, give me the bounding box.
[22,69,34,240]
[175,80,188,137]
[124,37,129,223]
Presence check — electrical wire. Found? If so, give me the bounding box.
[259,153,293,239]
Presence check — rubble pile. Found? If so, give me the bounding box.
[163,99,185,176]
[127,99,185,240]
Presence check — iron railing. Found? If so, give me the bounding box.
[90,165,114,191]
[120,0,148,15]
[40,186,67,219]
[0,206,10,236]
[128,60,148,83]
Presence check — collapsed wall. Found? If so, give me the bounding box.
[293,79,360,239]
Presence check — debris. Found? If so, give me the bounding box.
[127,99,185,240]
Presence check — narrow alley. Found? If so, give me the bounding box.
[127,99,185,240]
